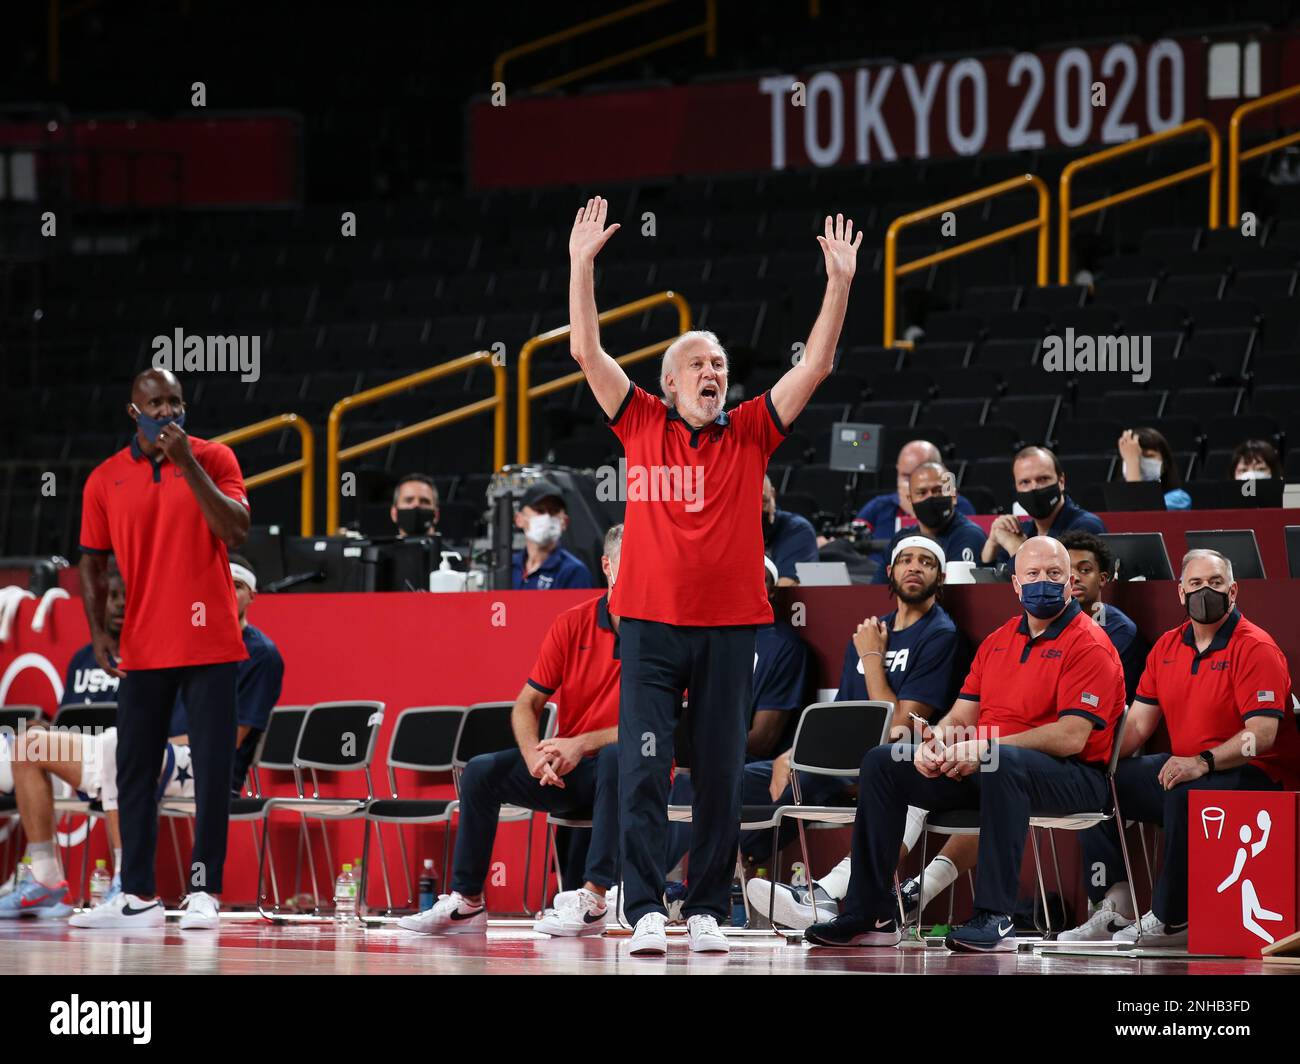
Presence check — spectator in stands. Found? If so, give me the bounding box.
[1058,531,1148,702]
[511,481,593,590]
[763,475,818,584]
[806,536,1125,952]
[874,461,984,582]
[61,560,126,705]
[399,525,623,939]
[743,536,964,928]
[857,439,975,540]
[390,473,439,537]
[1059,549,1300,946]
[1117,428,1190,510]
[981,446,1105,566]
[1231,439,1283,481]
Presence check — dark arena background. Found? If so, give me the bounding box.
[1,0,1300,1033]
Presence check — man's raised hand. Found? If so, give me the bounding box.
[569,196,621,263]
[817,213,864,283]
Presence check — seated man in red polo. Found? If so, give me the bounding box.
[399,524,623,938]
[805,535,1125,953]
[1060,548,1300,946]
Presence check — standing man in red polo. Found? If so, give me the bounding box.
[567,196,863,954]
[1060,548,1300,946]
[77,368,249,928]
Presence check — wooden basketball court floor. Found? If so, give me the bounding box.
[0,916,1289,975]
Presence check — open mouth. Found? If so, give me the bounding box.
[700,384,718,402]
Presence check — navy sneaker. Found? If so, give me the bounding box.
[944,909,1018,953]
[892,877,921,924]
[804,914,901,948]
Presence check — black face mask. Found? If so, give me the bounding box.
[912,495,954,530]
[396,507,436,535]
[1016,483,1062,521]
[1185,586,1231,624]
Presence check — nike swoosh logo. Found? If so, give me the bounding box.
[20,895,55,908]
[1106,919,1127,933]
[583,911,605,923]
[114,479,127,486]
[122,902,162,916]
[449,907,483,921]
[578,645,592,650]
[874,918,892,929]
[997,921,1014,935]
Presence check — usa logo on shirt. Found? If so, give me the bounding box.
[1081,692,1099,707]
[1257,690,1275,702]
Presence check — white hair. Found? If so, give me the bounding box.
[660,330,727,398]
[1181,548,1233,584]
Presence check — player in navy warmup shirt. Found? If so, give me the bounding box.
[875,461,985,583]
[61,564,126,707]
[1059,531,1148,701]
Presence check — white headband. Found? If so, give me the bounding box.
[230,563,257,592]
[890,535,946,574]
[763,556,779,584]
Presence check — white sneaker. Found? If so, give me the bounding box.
[1057,897,1135,942]
[744,878,839,930]
[687,913,730,953]
[68,892,165,929]
[179,892,220,930]
[629,912,668,955]
[1112,910,1188,948]
[534,888,608,937]
[396,892,486,935]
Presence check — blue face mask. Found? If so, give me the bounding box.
[133,404,184,443]
[1020,578,1068,619]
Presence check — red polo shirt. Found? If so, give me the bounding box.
[959,600,1125,766]
[606,385,788,627]
[527,594,621,738]
[79,436,249,671]
[1135,610,1300,787]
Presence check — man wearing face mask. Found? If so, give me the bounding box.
[77,368,249,928]
[874,462,985,583]
[390,473,439,537]
[1059,549,1300,947]
[982,446,1105,566]
[806,536,1124,953]
[762,475,818,585]
[511,482,593,590]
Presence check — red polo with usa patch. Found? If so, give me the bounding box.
[606,385,789,627]
[1135,609,1300,787]
[527,594,621,737]
[958,599,1125,765]
[79,436,249,670]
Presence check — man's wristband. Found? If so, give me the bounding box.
[859,650,884,661]
[1198,749,1216,773]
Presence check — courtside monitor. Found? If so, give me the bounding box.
[1185,529,1266,580]
[1099,532,1175,582]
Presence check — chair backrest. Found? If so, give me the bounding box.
[257,706,311,771]
[388,706,466,773]
[788,701,893,777]
[294,701,385,771]
[51,702,117,731]
[1107,705,1131,778]
[0,706,39,733]
[454,700,556,768]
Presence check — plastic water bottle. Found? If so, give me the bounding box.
[418,858,438,911]
[334,864,359,927]
[89,859,111,906]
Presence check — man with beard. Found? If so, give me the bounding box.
[982,447,1105,566]
[743,537,962,927]
[1059,549,1300,946]
[511,481,592,590]
[806,536,1124,953]
[874,462,985,582]
[762,475,818,585]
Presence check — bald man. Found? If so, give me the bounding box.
[76,369,249,930]
[806,536,1125,953]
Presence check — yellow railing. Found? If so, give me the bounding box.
[212,413,315,537]
[326,354,508,534]
[517,291,692,463]
[492,0,716,93]
[1059,119,1220,284]
[1229,83,1300,227]
[883,175,1049,348]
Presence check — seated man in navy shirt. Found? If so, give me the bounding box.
[511,481,594,590]
[1059,531,1148,701]
[61,560,126,706]
[743,536,963,927]
[982,446,1105,567]
[763,476,818,585]
[857,440,975,568]
[875,461,985,583]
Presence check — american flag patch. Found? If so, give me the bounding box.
[1258,690,1275,702]
[1081,692,1099,707]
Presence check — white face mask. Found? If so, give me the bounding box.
[525,513,563,547]
[1139,457,1163,482]
[1236,470,1271,481]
